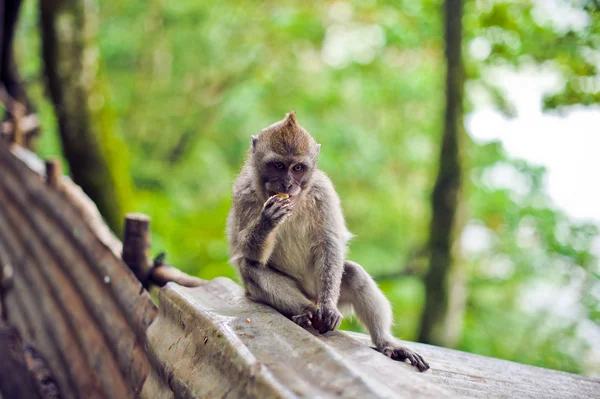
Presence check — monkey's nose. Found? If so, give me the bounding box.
[282,182,293,192]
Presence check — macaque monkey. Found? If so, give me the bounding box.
[227,111,429,372]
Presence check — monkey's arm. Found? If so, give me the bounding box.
[312,231,345,333]
[233,195,290,264]
[237,215,277,263]
[311,176,347,333]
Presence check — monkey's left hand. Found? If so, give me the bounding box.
[313,305,343,334]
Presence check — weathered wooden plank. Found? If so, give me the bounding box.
[0,163,149,395]
[0,189,132,399]
[0,224,78,399]
[0,211,104,399]
[2,148,157,337]
[60,176,123,261]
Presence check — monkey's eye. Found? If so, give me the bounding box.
[273,162,285,170]
[293,164,304,173]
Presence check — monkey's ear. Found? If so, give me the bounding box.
[284,110,297,126]
[251,135,258,152]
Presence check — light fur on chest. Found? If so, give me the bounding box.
[268,214,318,296]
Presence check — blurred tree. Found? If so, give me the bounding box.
[457,0,600,374]
[0,0,32,115]
[419,0,465,347]
[39,0,132,232]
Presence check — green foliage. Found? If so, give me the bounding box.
[14,0,599,376]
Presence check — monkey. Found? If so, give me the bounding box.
[226,111,429,372]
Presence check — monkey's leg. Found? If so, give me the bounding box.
[339,260,430,372]
[240,259,317,328]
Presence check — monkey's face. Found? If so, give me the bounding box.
[251,111,320,201]
[259,155,314,200]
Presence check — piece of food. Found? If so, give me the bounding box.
[275,193,289,200]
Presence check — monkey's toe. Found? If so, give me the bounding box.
[406,351,429,372]
[291,312,313,329]
[381,345,430,372]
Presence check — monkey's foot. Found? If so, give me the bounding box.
[291,309,314,329]
[378,343,430,372]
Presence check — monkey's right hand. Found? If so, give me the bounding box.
[313,305,343,334]
[261,194,293,227]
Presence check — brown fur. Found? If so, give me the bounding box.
[254,111,317,156]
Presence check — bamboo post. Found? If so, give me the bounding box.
[45,159,62,187]
[122,213,151,286]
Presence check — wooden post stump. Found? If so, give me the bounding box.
[11,103,26,146]
[122,213,151,286]
[45,159,62,187]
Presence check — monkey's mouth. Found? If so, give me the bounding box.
[267,185,301,199]
[268,189,302,200]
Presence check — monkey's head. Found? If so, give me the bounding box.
[250,111,321,201]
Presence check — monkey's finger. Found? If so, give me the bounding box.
[275,199,291,209]
[271,200,291,213]
[279,202,292,209]
[266,194,290,208]
[263,195,280,208]
[272,207,293,220]
[272,195,291,205]
[268,198,290,213]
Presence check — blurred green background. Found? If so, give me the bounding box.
[10,0,600,376]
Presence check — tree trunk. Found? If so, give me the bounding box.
[1,0,39,149]
[418,0,466,347]
[39,0,132,233]
[0,0,30,111]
